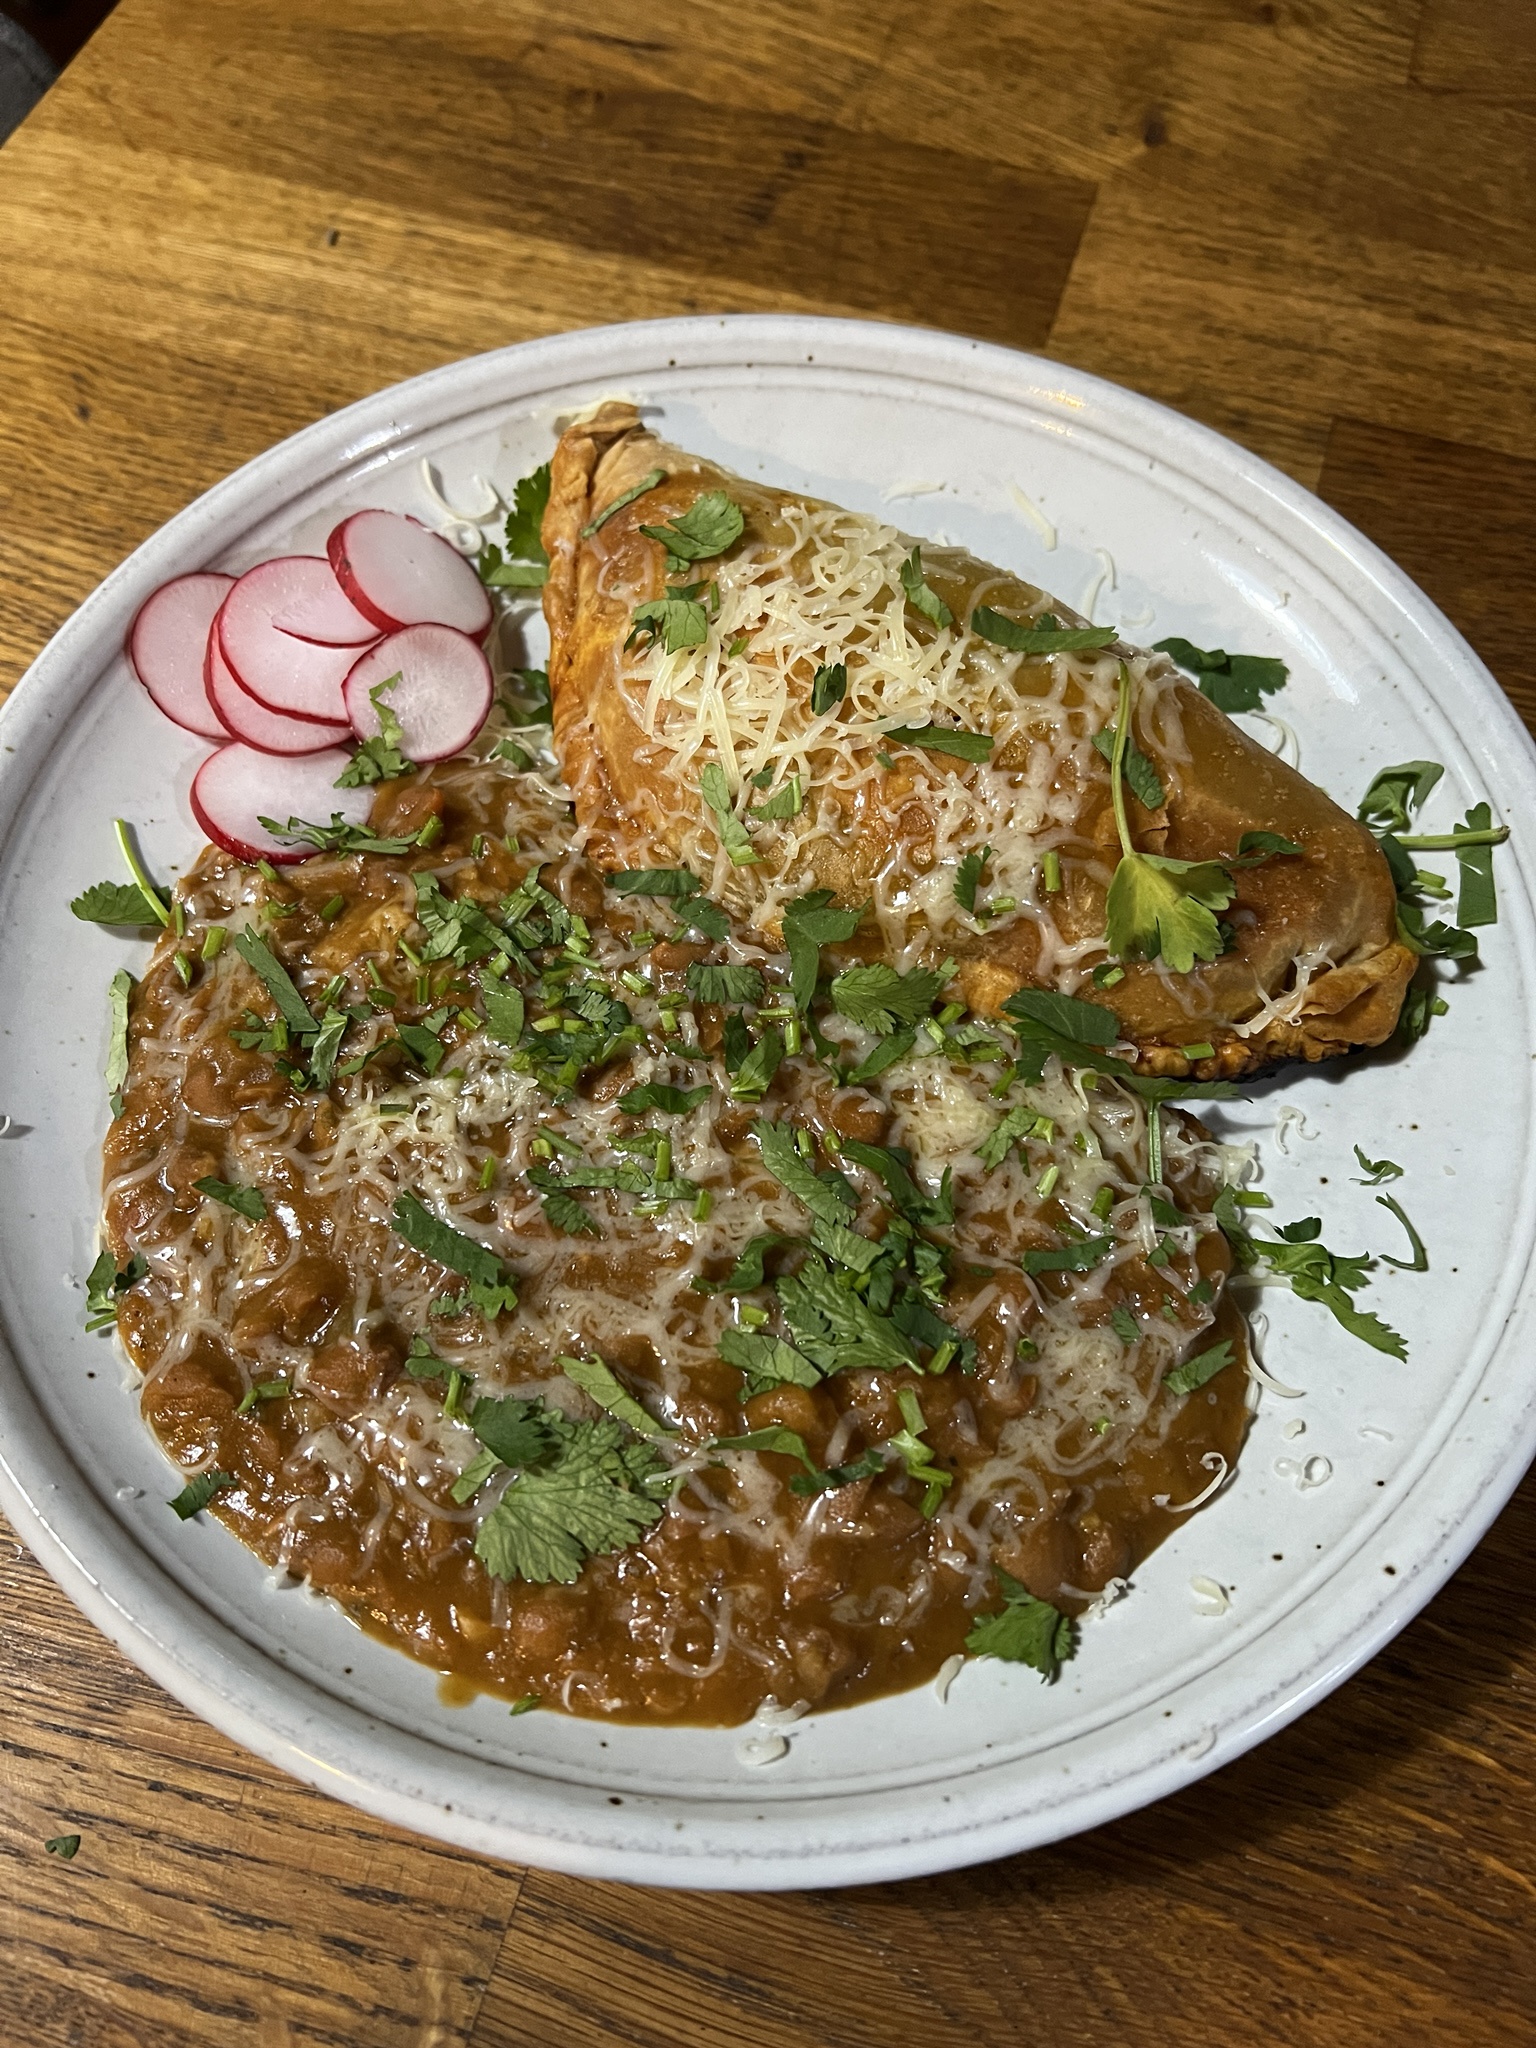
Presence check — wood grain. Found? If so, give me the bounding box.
[0,0,1533,2040]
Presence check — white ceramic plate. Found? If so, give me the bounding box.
[2,316,1533,1890]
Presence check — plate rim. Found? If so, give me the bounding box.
[2,311,1534,1888]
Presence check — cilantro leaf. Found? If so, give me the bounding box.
[1353,1146,1403,1185]
[953,846,991,915]
[882,724,994,763]
[1091,724,1166,810]
[84,1246,147,1331]
[781,889,864,1010]
[717,1327,822,1395]
[1155,637,1289,714]
[45,1834,81,1860]
[713,1425,820,1475]
[751,1120,858,1230]
[639,489,744,573]
[473,1413,665,1584]
[336,676,414,786]
[730,1025,784,1103]
[1164,1339,1234,1395]
[560,1353,675,1438]
[627,590,710,655]
[750,772,804,822]
[1232,830,1302,865]
[964,1567,1076,1678]
[687,962,765,1005]
[846,1028,916,1084]
[391,1190,518,1316]
[776,1255,918,1373]
[582,466,666,538]
[530,1177,603,1236]
[1105,853,1235,972]
[699,761,761,866]
[168,1469,234,1521]
[1359,761,1444,834]
[257,814,419,856]
[193,1176,266,1221]
[675,895,731,942]
[480,974,526,1048]
[830,961,949,1032]
[498,462,551,580]
[1376,1192,1428,1272]
[972,607,1117,654]
[1021,1237,1114,1276]
[811,662,847,714]
[691,1232,802,1295]
[231,929,319,1038]
[1002,988,1121,1048]
[838,1137,953,1227]
[618,1081,713,1116]
[1455,801,1499,928]
[978,1103,1039,1172]
[470,1395,556,1469]
[105,967,133,1114]
[71,881,163,925]
[1246,1227,1406,1357]
[606,868,702,898]
[501,667,552,724]
[898,546,953,630]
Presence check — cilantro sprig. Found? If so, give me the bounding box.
[336,676,414,787]
[638,490,744,575]
[391,1190,518,1319]
[480,463,550,589]
[965,1567,1076,1679]
[1155,636,1288,714]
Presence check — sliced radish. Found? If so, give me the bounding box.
[205,634,352,755]
[218,558,377,722]
[270,559,380,647]
[128,573,235,740]
[191,744,373,864]
[343,625,494,764]
[328,510,493,637]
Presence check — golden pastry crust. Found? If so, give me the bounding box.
[543,406,1414,1078]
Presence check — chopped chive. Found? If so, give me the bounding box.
[692,1188,713,1222]
[200,925,227,962]
[504,833,520,855]
[1035,1163,1060,1199]
[257,860,279,884]
[876,751,895,770]
[172,901,186,939]
[173,951,193,987]
[320,894,345,921]
[532,1015,562,1034]
[988,895,1017,914]
[479,1156,497,1191]
[1041,850,1062,894]
[1181,1041,1215,1059]
[1092,963,1125,988]
[1090,1184,1115,1220]
[416,815,444,849]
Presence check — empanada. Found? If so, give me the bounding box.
[543,403,1414,1077]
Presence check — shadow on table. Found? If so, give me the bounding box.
[0,0,116,143]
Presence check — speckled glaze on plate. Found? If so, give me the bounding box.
[1,315,1532,1888]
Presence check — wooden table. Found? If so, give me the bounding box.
[1,3,1533,2040]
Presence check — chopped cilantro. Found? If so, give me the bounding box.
[1091,723,1166,811]
[528,1171,603,1237]
[257,814,419,856]
[618,1081,713,1116]
[752,1120,857,1229]
[953,846,991,915]
[84,1247,146,1332]
[607,867,703,898]
[480,974,526,1048]
[718,1326,821,1396]
[1164,1339,1233,1395]
[236,1377,290,1414]
[71,880,163,926]
[582,466,666,537]
[830,961,950,1032]
[1230,1217,1407,1357]
[692,1232,801,1296]
[627,585,711,655]
[336,675,413,786]
[674,895,731,942]
[965,1566,1075,1678]
[699,761,761,866]
[391,1190,518,1316]
[971,607,1117,655]
[1155,637,1288,714]
[105,966,134,1115]
[639,489,744,575]
[882,724,994,763]
[193,1176,266,1221]
[730,1025,784,1102]
[776,1254,918,1374]
[1353,1146,1403,1186]
[687,961,765,1005]
[838,1137,953,1227]
[231,929,319,1039]
[1021,1237,1114,1276]
[1454,801,1499,927]
[846,1027,917,1084]
[1109,1305,1140,1344]
[750,772,804,822]
[898,546,953,630]
[1359,761,1443,835]
[509,1693,541,1715]
[811,662,847,714]
[782,890,864,1010]
[44,1833,81,1860]
[560,1353,675,1438]
[1376,1192,1428,1272]
[168,1469,234,1520]
[887,1386,952,1516]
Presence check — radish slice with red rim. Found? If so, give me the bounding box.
[128,572,236,740]
[205,634,351,755]
[328,510,493,637]
[269,559,380,647]
[217,558,376,722]
[191,744,373,864]
[343,625,494,764]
